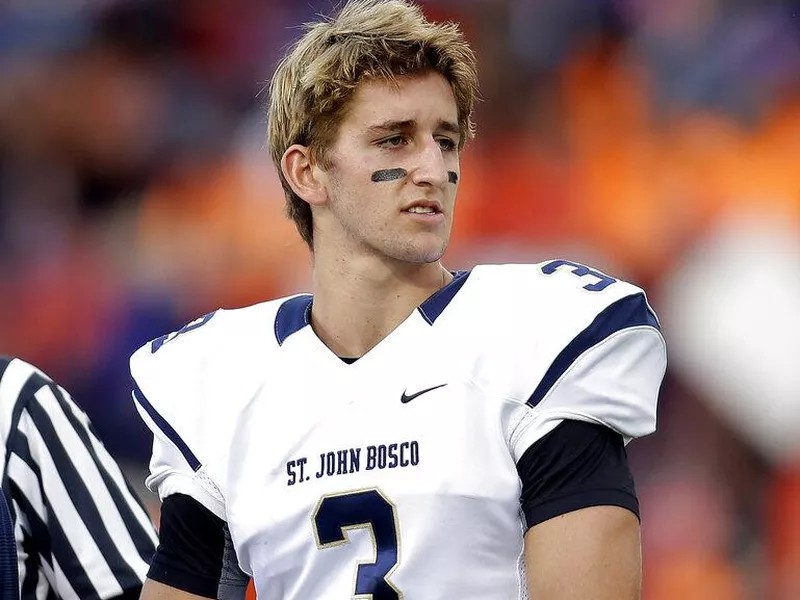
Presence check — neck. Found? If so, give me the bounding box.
[310,250,452,358]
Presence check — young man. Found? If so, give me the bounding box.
[132,1,667,598]
[0,356,158,599]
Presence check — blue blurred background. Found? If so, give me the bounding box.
[2,1,800,597]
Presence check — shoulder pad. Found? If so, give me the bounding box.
[460,261,664,443]
[130,300,283,473]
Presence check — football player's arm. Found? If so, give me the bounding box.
[130,335,249,600]
[141,580,210,600]
[519,421,642,599]
[525,506,641,599]
[512,292,666,599]
[140,493,248,600]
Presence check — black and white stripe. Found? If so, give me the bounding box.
[0,357,157,599]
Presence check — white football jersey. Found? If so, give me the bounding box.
[131,261,666,600]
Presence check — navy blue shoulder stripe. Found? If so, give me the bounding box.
[131,378,201,471]
[275,295,313,345]
[527,293,659,408]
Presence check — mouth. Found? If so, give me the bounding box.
[402,200,443,215]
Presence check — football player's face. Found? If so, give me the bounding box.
[320,71,461,264]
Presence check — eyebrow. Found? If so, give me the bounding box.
[366,119,461,138]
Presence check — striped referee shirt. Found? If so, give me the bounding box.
[0,357,158,599]
[1,489,19,599]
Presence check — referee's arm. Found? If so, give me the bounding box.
[1,356,158,599]
[0,490,19,600]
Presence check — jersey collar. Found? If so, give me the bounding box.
[274,270,471,345]
[416,270,471,324]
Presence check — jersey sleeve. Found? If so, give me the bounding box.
[494,263,668,462]
[148,494,224,597]
[130,309,248,520]
[517,419,639,529]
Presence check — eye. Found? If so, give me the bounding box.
[377,135,407,149]
[436,137,458,152]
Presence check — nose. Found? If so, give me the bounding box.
[409,138,448,188]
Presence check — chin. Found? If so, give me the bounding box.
[405,251,445,265]
[389,238,448,264]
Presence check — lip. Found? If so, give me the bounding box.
[402,209,445,225]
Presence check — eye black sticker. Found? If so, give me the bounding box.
[371,168,408,182]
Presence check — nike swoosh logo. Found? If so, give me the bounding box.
[400,384,448,404]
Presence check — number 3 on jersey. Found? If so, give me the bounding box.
[312,489,402,599]
[541,259,617,292]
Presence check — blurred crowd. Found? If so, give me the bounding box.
[1,0,800,598]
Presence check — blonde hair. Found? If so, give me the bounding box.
[267,0,479,247]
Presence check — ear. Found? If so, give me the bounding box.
[281,144,328,207]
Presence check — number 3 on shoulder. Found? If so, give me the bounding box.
[150,311,217,353]
[541,260,617,292]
